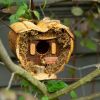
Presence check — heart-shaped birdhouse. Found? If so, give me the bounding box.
[9,18,74,80]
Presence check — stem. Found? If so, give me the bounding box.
[6,72,15,90]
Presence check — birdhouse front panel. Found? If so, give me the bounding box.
[9,18,74,80]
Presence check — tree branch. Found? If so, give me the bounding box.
[48,69,100,99]
[65,63,100,70]
[0,39,47,95]
[77,92,100,100]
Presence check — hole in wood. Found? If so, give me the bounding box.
[36,40,50,54]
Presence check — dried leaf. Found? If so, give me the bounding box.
[1,6,17,14]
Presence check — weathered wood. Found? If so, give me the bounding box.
[30,43,35,55]
[51,42,56,54]
[8,17,74,80]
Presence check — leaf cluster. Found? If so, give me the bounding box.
[9,3,32,23]
[20,79,77,100]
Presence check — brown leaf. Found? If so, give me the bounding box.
[1,6,17,14]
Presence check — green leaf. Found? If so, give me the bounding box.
[18,96,25,100]
[90,21,100,32]
[70,91,77,99]
[46,80,78,99]
[33,10,40,20]
[63,18,71,26]
[80,39,97,51]
[9,3,32,23]
[16,3,27,17]
[41,96,48,100]
[20,79,30,87]
[9,14,18,23]
[64,84,77,99]
[71,7,83,16]
[74,30,82,37]
[0,0,14,6]
[46,80,67,93]
[16,8,26,17]
[15,0,27,6]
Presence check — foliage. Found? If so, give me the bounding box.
[20,79,77,100]
[18,96,25,100]
[80,38,97,51]
[41,96,49,100]
[9,3,32,23]
[46,80,67,93]
[0,0,14,7]
[0,0,26,7]
[63,4,100,51]
[33,10,40,20]
[46,80,77,99]
[0,0,41,23]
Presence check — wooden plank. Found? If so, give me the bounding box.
[51,42,56,54]
[30,43,35,55]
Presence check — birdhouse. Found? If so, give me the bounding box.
[9,18,74,80]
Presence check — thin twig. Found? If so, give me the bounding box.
[39,5,45,17]
[0,61,5,65]
[77,92,100,100]
[65,64,100,70]
[6,72,15,90]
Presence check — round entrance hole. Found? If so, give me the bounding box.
[36,40,50,54]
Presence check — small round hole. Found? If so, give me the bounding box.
[36,40,50,54]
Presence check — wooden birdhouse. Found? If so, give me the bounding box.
[9,18,74,80]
